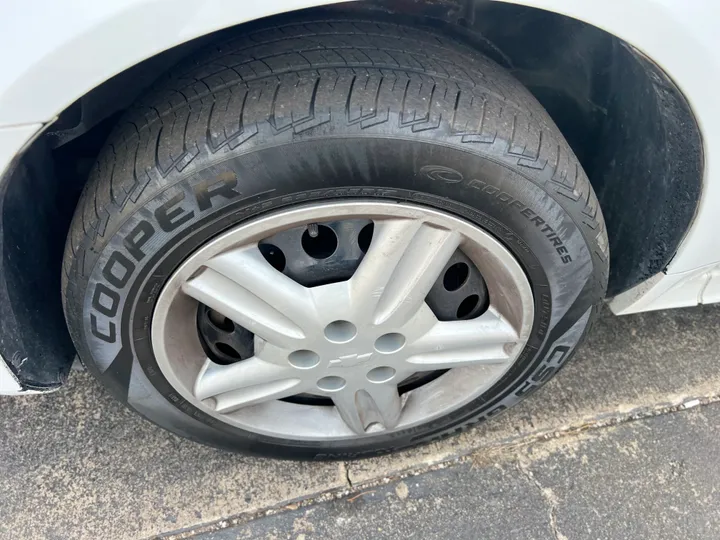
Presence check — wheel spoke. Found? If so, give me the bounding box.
[182,246,317,348]
[193,357,303,414]
[350,219,460,326]
[330,383,403,434]
[406,308,520,370]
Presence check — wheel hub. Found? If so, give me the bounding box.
[196,217,491,402]
[151,202,534,440]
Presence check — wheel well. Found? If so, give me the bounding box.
[0,1,702,387]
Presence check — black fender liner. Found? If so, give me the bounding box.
[0,140,76,391]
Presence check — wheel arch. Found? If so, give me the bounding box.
[0,0,705,390]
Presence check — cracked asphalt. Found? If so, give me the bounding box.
[2,304,720,539]
[195,402,720,540]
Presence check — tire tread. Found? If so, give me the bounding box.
[63,14,608,315]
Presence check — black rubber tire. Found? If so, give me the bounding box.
[62,16,609,460]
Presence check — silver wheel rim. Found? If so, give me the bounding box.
[151,201,534,441]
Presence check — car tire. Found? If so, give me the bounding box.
[62,16,608,459]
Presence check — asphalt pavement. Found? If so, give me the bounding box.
[197,402,720,540]
[2,304,720,539]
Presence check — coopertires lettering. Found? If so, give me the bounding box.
[468,178,573,263]
[421,164,573,264]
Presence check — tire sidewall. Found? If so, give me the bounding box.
[67,138,603,459]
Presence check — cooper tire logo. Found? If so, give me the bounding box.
[420,165,464,183]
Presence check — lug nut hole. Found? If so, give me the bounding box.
[259,243,287,272]
[207,310,234,332]
[317,376,346,392]
[358,222,374,253]
[324,320,357,343]
[288,350,320,369]
[215,342,241,359]
[302,225,337,259]
[367,366,396,383]
[443,262,470,291]
[457,294,480,319]
[374,333,406,353]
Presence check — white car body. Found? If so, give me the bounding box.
[0,0,717,393]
